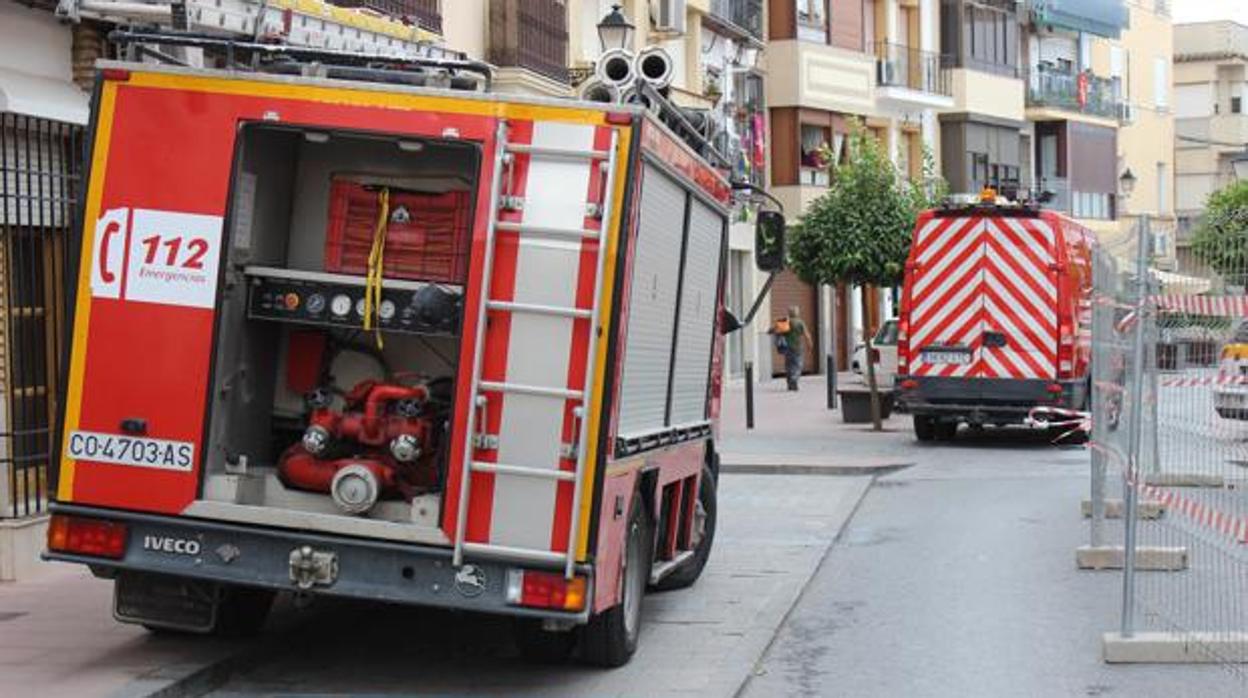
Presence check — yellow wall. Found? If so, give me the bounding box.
[764,40,876,114]
[951,68,1025,123]
[1116,1,1174,224]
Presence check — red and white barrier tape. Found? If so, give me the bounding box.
[1159,375,1248,388]
[1152,295,1248,318]
[1090,441,1248,545]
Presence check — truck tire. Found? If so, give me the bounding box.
[580,495,653,667]
[914,415,936,442]
[651,466,717,591]
[935,422,958,441]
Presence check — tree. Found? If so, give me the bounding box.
[1191,180,1248,286]
[788,121,944,430]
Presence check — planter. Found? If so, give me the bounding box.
[838,387,894,424]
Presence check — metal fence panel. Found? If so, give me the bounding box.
[1094,203,1248,684]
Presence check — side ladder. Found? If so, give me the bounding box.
[453,121,621,578]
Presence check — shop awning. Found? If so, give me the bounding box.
[0,67,88,125]
[1031,0,1130,40]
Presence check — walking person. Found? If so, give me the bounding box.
[770,306,812,391]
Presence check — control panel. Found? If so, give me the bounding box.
[244,266,463,336]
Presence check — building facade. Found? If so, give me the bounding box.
[1174,20,1248,270]
[765,0,952,373]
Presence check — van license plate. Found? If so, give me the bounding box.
[922,350,971,365]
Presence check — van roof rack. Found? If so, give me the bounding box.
[108,29,494,92]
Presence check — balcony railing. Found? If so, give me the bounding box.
[1036,176,1118,220]
[707,0,764,43]
[327,0,441,33]
[1026,64,1123,120]
[874,43,952,96]
[487,0,569,83]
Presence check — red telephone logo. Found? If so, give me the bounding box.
[98,220,120,284]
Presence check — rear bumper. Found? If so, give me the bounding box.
[43,502,592,623]
[896,376,1086,424]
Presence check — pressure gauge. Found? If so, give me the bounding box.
[355,298,367,317]
[330,294,352,317]
[306,293,326,315]
[378,299,396,321]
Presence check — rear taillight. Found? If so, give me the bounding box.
[505,569,588,612]
[1056,323,1075,378]
[900,379,918,391]
[1046,383,1064,394]
[47,514,127,559]
[898,320,910,373]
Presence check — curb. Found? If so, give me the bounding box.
[720,459,914,477]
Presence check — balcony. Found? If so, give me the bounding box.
[706,0,765,46]
[765,40,875,114]
[1026,64,1124,123]
[1035,177,1118,221]
[872,42,954,112]
[487,0,569,94]
[327,0,441,33]
[1027,0,1129,40]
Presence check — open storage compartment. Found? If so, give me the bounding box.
[190,122,481,542]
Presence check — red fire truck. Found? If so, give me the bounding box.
[45,39,784,666]
[896,196,1095,441]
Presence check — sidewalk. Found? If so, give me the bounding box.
[718,373,916,471]
[0,565,242,698]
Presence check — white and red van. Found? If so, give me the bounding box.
[896,200,1095,440]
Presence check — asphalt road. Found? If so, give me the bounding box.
[740,425,1241,698]
[204,473,872,698]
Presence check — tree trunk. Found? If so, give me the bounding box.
[861,288,883,431]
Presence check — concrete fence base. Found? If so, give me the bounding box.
[1143,473,1225,488]
[0,515,49,582]
[1104,631,1248,663]
[1076,545,1188,571]
[1081,499,1165,519]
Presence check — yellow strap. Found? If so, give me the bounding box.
[363,187,389,349]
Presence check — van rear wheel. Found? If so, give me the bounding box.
[914,416,936,442]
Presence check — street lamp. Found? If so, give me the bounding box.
[1231,149,1248,181]
[1119,167,1137,200]
[597,4,634,53]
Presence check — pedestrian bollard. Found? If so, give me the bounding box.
[745,362,755,430]
[826,354,837,409]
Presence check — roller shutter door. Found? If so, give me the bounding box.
[616,164,685,437]
[669,198,724,425]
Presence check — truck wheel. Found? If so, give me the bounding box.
[652,466,717,591]
[913,416,936,442]
[935,422,958,441]
[580,495,653,667]
[515,620,576,663]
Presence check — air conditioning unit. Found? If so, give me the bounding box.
[653,0,687,35]
[1118,102,1135,123]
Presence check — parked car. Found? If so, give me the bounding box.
[1214,322,1248,419]
[852,318,899,388]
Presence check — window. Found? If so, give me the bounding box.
[1233,97,1243,114]
[971,152,989,189]
[1153,56,1168,109]
[799,124,831,186]
[797,0,826,42]
[1157,162,1168,215]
